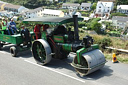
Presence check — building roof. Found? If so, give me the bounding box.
[4,4,21,9]
[26,7,43,13]
[42,9,63,15]
[117,5,128,10]
[112,16,128,22]
[81,3,92,7]
[97,1,113,8]
[62,3,80,7]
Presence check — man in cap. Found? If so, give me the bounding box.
[20,25,31,47]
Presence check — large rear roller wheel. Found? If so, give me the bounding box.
[32,39,52,65]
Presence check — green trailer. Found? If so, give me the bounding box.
[23,15,106,76]
[0,31,35,57]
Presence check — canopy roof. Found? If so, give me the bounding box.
[23,17,83,25]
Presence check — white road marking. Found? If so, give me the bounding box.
[0,51,9,54]
[24,59,85,83]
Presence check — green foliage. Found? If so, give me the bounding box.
[86,18,101,34]
[78,21,85,28]
[116,0,128,5]
[99,37,112,48]
[1,0,54,9]
[92,35,112,49]
[74,0,85,4]
[107,31,121,37]
[102,21,115,31]
[91,18,101,22]
[110,12,127,18]
[80,11,90,17]
[91,3,97,10]
[91,22,102,34]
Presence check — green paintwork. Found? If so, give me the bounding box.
[36,43,46,63]
[62,44,72,52]
[53,35,64,43]
[0,32,35,44]
[76,44,99,64]
[91,44,99,49]
[41,32,47,40]
[76,48,87,64]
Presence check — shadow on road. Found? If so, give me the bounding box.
[1,44,32,58]
[46,56,113,79]
[1,45,113,79]
[80,65,113,80]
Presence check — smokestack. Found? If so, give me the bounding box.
[73,15,79,41]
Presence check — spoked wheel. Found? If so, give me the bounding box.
[10,46,18,57]
[32,39,52,65]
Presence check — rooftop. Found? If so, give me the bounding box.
[81,3,92,7]
[112,16,128,22]
[62,3,80,7]
[42,9,63,15]
[26,7,43,13]
[4,4,21,9]
[98,1,113,7]
[117,5,128,10]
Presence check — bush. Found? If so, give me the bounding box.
[78,21,85,28]
[99,37,112,49]
[110,12,127,18]
[92,35,112,49]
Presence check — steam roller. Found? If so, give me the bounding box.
[23,15,106,76]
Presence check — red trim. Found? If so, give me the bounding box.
[49,37,56,48]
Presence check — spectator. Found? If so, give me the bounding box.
[34,24,43,39]
[7,25,14,35]
[20,25,31,46]
[1,18,7,34]
[43,24,49,31]
[10,18,17,33]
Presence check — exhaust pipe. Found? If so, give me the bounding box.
[73,15,79,41]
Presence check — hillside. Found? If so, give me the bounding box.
[1,0,128,9]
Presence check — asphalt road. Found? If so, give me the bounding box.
[0,45,128,85]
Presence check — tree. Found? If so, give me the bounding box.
[91,22,102,34]
[91,3,97,10]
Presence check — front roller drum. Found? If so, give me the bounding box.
[32,39,52,65]
[72,49,106,76]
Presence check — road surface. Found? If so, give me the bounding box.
[0,45,128,85]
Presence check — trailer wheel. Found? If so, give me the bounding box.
[0,43,3,50]
[10,46,18,57]
[32,39,52,65]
